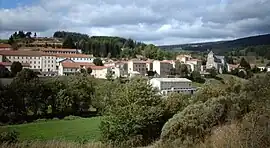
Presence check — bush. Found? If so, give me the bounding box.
[0,129,19,144]
[63,115,82,120]
[163,93,191,119]
[161,96,228,147]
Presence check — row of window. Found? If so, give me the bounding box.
[7,56,40,59]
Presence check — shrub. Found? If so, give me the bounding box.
[161,96,228,147]
[163,93,191,119]
[63,115,82,120]
[0,129,19,144]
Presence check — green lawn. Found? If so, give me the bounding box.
[2,117,102,142]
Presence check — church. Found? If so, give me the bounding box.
[206,51,227,73]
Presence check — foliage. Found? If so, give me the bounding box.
[87,67,92,74]
[10,62,22,76]
[63,115,82,120]
[206,67,218,78]
[0,64,11,78]
[62,35,76,49]
[100,78,165,146]
[239,57,251,70]
[189,71,205,83]
[163,93,191,118]
[0,129,19,144]
[93,58,103,66]
[161,96,228,146]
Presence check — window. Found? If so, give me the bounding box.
[34,61,36,64]
[34,66,36,68]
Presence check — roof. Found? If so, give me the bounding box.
[61,62,94,68]
[0,62,30,67]
[151,78,192,82]
[0,50,43,56]
[55,53,93,58]
[0,44,11,48]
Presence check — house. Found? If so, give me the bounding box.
[153,60,173,77]
[206,51,227,73]
[91,66,113,79]
[58,60,94,76]
[149,78,196,95]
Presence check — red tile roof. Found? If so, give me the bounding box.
[61,62,94,68]
[0,50,43,56]
[55,53,93,58]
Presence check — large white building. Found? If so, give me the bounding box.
[150,78,196,95]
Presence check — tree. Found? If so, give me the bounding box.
[190,71,205,83]
[87,67,92,74]
[10,62,22,76]
[100,78,165,146]
[25,32,32,38]
[207,67,218,78]
[62,35,76,49]
[240,58,251,70]
[16,68,37,81]
[93,58,103,66]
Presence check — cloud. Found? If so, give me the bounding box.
[0,0,270,45]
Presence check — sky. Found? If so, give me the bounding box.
[0,0,270,45]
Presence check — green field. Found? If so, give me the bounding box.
[2,117,102,142]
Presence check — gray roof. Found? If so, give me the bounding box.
[151,78,192,82]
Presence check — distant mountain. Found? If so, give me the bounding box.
[159,34,270,53]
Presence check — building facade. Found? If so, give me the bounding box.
[149,78,196,95]
[128,60,148,76]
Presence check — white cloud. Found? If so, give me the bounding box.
[0,0,270,45]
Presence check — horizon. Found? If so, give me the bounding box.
[1,0,270,45]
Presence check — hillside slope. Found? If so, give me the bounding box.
[159,34,270,53]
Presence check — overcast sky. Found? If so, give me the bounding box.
[0,0,270,45]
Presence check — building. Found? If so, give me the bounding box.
[128,60,148,76]
[0,44,11,51]
[153,60,173,77]
[41,48,82,54]
[206,51,227,73]
[149,78,196,95]
[0,62,31,71]
[0,50,45,71]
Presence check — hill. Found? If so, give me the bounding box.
[159,34,270,53]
